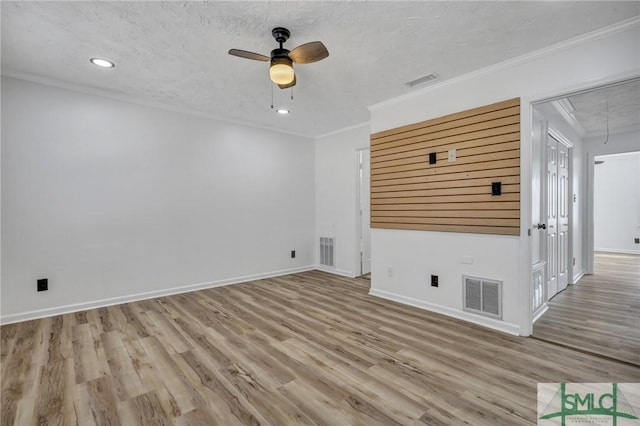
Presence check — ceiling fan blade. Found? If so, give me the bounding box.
[277,74,297,89]
[289,41,329,64]
[228,49,269,62]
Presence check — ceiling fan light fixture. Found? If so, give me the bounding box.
[270,57,294,85]
[276,108,290,115]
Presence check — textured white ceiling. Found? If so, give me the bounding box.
[568,79,640,137]
[2,1,639,137]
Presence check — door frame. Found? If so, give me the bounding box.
[524,73,639,335]
[547,128,574,292]
[533,122,574,310]
[355,147,371,277]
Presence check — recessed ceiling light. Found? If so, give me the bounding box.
[276,109,290,115]
[90,58,115,68]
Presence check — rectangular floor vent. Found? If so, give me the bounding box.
[319,237,335,267]
[463,276,502,319]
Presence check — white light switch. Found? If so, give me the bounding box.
[448,149,456,162]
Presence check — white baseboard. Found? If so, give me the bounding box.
[368,288,520,336]
[595,248,640,255]
[572,270,585,284]
[0,265,315,325]
[532,304,549,324]
[314,265,356,278]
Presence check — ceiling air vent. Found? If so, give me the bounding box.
[405,73,439,88]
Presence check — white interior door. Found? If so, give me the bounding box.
[546,135,570,299]
[358,149,371,275]
[547,136,559,299]
[557,142,569,292]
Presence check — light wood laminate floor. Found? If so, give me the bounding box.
[533,253,640,366]
[2,270,639,425]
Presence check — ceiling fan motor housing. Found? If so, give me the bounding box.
[271,27,291,44]
[271,48,291,62]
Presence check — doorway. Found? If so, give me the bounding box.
[531,109,574,317]
[356,148,371,277]
[546,134,571,299]
[531,78,640,363]
[593,151,640,260]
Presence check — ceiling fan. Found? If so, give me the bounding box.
[228,27,329,89]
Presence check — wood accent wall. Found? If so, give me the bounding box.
[370,98,520,236]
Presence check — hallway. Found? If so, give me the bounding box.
[533,253,640,365]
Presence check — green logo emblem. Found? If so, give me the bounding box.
[540,383,639,426]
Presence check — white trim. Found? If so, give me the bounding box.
[551,99,586,138]
[0,265,315,325]
[595,248,640,255]
[520,101,534,337]
[587,151,596,274]
[532,304,549,324]
[529,75,640,108]
[355,147,371,278]
[572,270,585,284]
[315,265,356,278]
[548,123,575,148]
[368,288,520,336]
[369,17,640,112]
[595,151,640,161]
[1,72,313,139]
[316,122,370,139]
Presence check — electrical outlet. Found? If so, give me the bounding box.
[387,267,394,277]
[635,238,640,244]
[37,278,48,292]
[291,250,296,258]
[448,149,456,162]
[431,274,439,287]
[461,256,473,264]
[491,182,502,196]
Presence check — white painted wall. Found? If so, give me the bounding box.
[585,130,640,156]
[593,152,640,254]
[370,230,521,335]
[368,21,639,335]
[585,130,640,272]
[1,77,315,322]
[314,124,370,277]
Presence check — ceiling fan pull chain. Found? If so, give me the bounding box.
[291,86,294,101]
[270,81,274,109]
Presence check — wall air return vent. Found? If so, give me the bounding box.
[405,73,439,88]
[463,276,502,319]
[319,237,335,267]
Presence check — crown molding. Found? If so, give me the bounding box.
[1,70,314,140]
[550,99,587,138]
[368,17,640,112]
[315,121,370,139]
